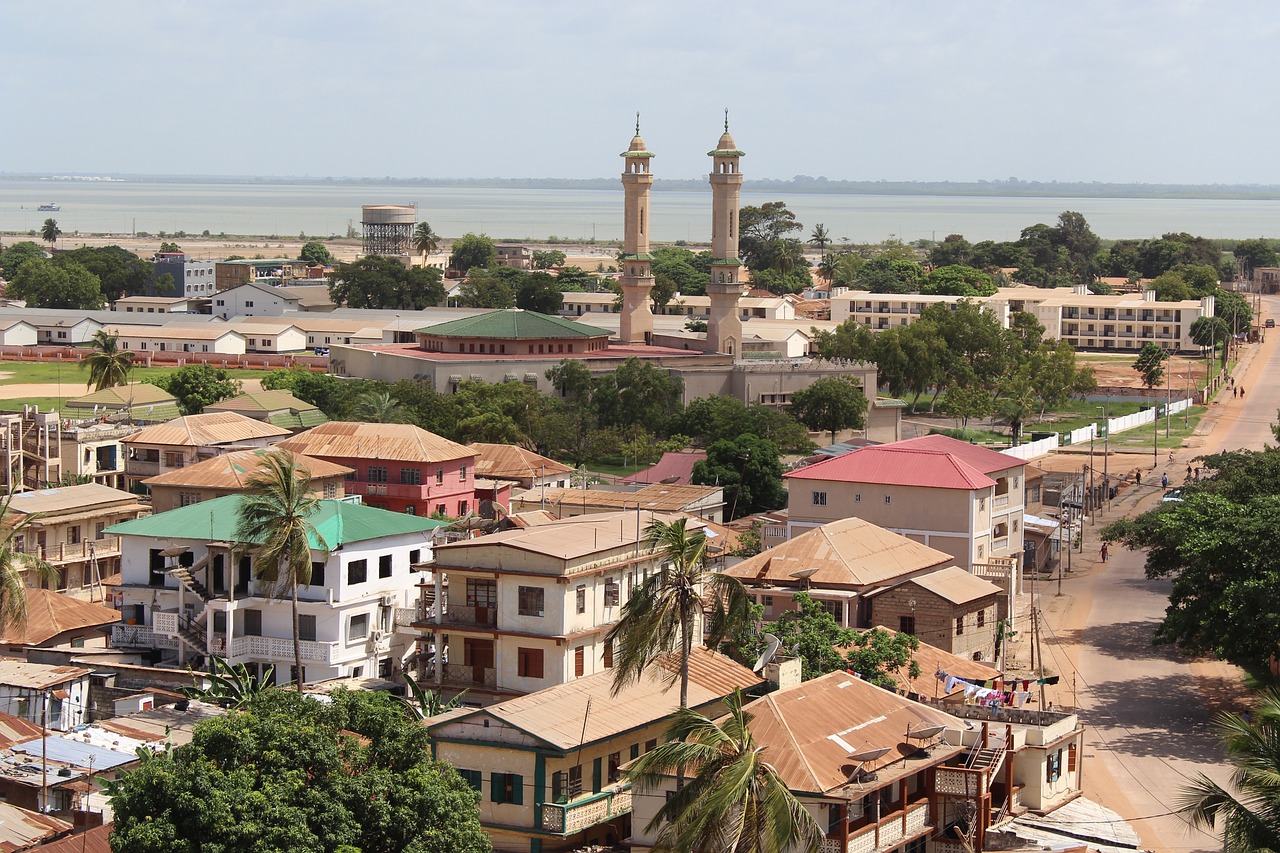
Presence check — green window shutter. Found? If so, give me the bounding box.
[630,743,639,760]
[511,773,524,805]
[491,771,503,803]
[592,757,602,794]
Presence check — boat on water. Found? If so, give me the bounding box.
[37,203,60,212]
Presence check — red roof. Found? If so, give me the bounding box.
[621,451,706,485]
[786,434,1023,490]
[887,434,1024,475]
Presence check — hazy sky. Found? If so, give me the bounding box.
[5,1,1276,184]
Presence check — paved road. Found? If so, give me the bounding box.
[1039,296,1279,853]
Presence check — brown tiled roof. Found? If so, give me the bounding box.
[469,443,572,480]
[141,447,351,490]
[122,412,291,447]
[0,590,120,646]
[434,510,696,564]
[876,565,1004,606]
[515,483,721,513]
[724,517,954,590]
[5,483,140,516]
[277,422,476,463]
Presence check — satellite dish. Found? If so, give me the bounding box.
[752,633,781,672]
[906,724,946,740]
[789,568,819,579]
[848,746,890,763]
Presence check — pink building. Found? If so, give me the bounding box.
[278,422,479,518]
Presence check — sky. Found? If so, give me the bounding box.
[4,0,1278,184]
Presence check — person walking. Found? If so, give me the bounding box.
[1101,543,1109,563]
[1187,464,1193,480]
[1162,472,1169,489]
[1136,470,1142,486]
[1241,386,1246,399]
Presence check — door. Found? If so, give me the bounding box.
[212,554,225,593]
[463,638,494,685]
[235,555,251,594]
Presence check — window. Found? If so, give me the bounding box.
[436,504,446,516]
[1067,743,1077,773]
[1047,749,1062,783]
[854,493,861,503]
[518,586,544,617]
[884,495,892,504]
[298,614,317,642]
[379,554,393,578]
[323,482,337,499]
[309,561,326,586]
[459,465,468,481]
[899,615,916,635]
[458,501,469,516]
[491,772,523,805]
[955,616,964,636]
[977,609,986,628]
[608,752,621,783]
[576,585,586,614]
[575,646,585,677]
[400,467,422,485]
[458,769,482,791]
[409,549,421,564]
[245,301,254,307]
[368,466,388,483]
[68,526,81,545]
[243,610,262,636]
[604,580,620,607]
[603,640,614,669]
[569,765,583,797]
[812,491,827,506]
[517,647,544,678]
[467,579,497,608]
[630,743,640,761]
[347,559,367,585]
[645,738,657,753]
[435,468,444,484]
[349,613,369,640]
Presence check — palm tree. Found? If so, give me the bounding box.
[413,222,440,262]
[81,331,135,391]
[234,451,329,694]
[628,689,824,853]
[354,390,410,423]
[40,218,61,250]
[402,674,466,720]
[808,223,830,254]
[181,655,285,708]
[606,517,750,708]
[1179,688,1280,851]
[0,486,56,632]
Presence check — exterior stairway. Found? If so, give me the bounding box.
[967,743,1006,776]
[169,556,213,602]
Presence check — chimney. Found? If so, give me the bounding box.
[1143,289,1156,302]
[764,656,802,691]
[1073,284,1089,296]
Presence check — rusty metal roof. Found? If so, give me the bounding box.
[6,483,139,516]
[277,422,477,463]
[470,443,572,481]
[0,662,91,690]
[121,412,291,447]
[724,517,954,590]
[514,483,721,513]
[0,590,120,646]
[874,565,1005,606]
[141,447,351,490]
[434,510,692,565]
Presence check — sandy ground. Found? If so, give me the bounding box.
[0,383,83,399]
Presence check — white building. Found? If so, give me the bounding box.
[212,281,305,319]
[0,662,92,732]
[181,260,218,297]
[103,324,246,355]
[107,495,445,685]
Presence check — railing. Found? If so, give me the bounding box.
[442,663,496,687]
[846,801,930,853]
[346,480,430,500]
[110,624,180,650]
[153,611,179,636]
[395,607,419,628]
[992,494,1010,509]
[992,537,1009,552]
[125,460,162,477]
[17,536,121,562]
[226,634,340,665]
[445,605,497,629]
[539,787,632,835]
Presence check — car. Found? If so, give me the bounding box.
[1266,318,1275,328]
[1162,488,1185,503]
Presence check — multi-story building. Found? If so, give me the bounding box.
[181,259,218,297]
[469,443,573,493]
[107,495,444,684]
[214,259,310,292]
[141,447,351,513]
[494,245,533,270]
[414,510,705,704]
[785,434,1028,574]
[123,413,291,493]
[511,483,725,524]
[866,566,1006,661]
[277,422,478,517]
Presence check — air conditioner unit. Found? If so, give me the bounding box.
[380,594,396,608]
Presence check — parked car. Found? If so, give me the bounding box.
[1265,318,1275,328]
[1162,488,1185,503]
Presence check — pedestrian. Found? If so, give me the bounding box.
[1241,386,1246,399]
[1187,464,1193,480]
[1233,387,1238,398]
[1136,470,1142,486]
[1162,472,1168,489]
[1101,543,1109,562]
[1168,451,1175,463]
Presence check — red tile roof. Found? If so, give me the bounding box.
[785,446,996,490]
[887,435,1025,475]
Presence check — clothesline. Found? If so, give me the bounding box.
[935,667,1060,708]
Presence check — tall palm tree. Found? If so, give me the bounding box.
[606,517,750,708]
[354,390,410,424]
[234,451,329,694]
[808,223,830,254]
[40,218,62,250]
[1179,688,1280,851]
[413,222,440,262]
[628,689,824,853]
[81,331,135,391]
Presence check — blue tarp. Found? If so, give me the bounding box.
[11,736,135,771]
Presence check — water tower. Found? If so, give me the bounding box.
[361,204,416,261]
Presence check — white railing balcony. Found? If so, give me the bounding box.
[539,787,632,835]
[993,494,1010,509]
[844,800,930,853]
[395,607,419,629]
[152,610,179,636]
[225,634,341,665]
[111,624,179,650]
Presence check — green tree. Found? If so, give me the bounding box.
[330,255,445,310]
[7,258,104,309]
[1191,316,1231,369]
[1232,237,1278,278]
[1132,342,1169,389]
[928,234,972,267]
[402,674,466,720]
[40,218,61,249]
[738,201,803,271]
[81,330,135,391]
[298,241,333,266]
[650,272,678,313]
[448,233,496,273]
[554,266,600,292]
[181,655,281,708]
[106,689,490,853]
[158,241,182,255]
[531,249,566,270]
[788,375,868,444]
[1053,211,1101,283]
[922,264,997,297]
[234,451,330,693]
[812,320,876,363]
[606,517,750,708]
[62,245,158,300]
[457,267,518,309]
[148,364,242,415]
[1148,271,1194,302]
[651,247,711,296]
[1215,289,1253,334]
[995,367,1039,444]
[941,385,995,436]
[355,390,411,424]
[515,271,564,314]
[855,256,925,293]
[261,367,366,420]
[765,592,855,680]
[843,628,922,690]
[0,241,45,279]
[627,689,823,853]
[0,486,55,631]
[413,222,440,262]
[693,433,787,520]
[809,223,830,254]
[593,357,684,435]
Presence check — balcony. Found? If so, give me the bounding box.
[992,494,1010,509]
[110,624,179,650]
[346,480,431,501]
[539,787,632,835]
[442,663,496,688]
[443,604,498,630]
[125,460,162,478]
[215,634,342,665]
[17,535,120,563]
[826,800,931,853]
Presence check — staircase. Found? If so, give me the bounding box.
[966,743,1006,776]
[169,555,213,602]
[175,615,208,655]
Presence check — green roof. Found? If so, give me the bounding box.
[415,309,610,340]
[618,254,654,262]
[105,495,443,549]
[67,383,176,408]
[267,409,329,430]
[708,149,746,157]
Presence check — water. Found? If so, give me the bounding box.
[4,177,1280,244]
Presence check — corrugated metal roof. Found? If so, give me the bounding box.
[0,713,44,749]
[104,323,242,341]
[0,662,90,690]
[620,451,706,486]
[0,801,72,849]
[888,435,1027,475]
[122,412,291,447]
[0,590,119,646]
[878,565,1005,605]
[141,448,351,490]
[470,443,572,480]
[786,445,997,490]
[105,494,443,549]
[12,735,135,771]
[725,517,953,589]
[6,483,138,515]
[415,309,610,339]
[435,510,692,563]
[432,648,760,752]
[514,483,721,512]
[66,382,176,408]
[22,821,111,853]
[277,422,476,463]
[205,390,321,415]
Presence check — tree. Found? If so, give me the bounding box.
[855,256,924,293]
[1215,289,1253,334]
[627,689,823,853]
[1053,211,1101,283]
[941,386,995,436]
[1132,342,1169,389]
[995,367,1039,444]
[402,674,466,720]
[606,517,750,708]
[1232,237,1278,278]
[922,264,997,297]
[0,241,45,279]
[158,241,182,255]
[262,367,365,419]
[929,234,972,267]
[531,249,566,270]
[448,232,496,273]
[808,223,830,254]
[788,375,868,444]
[413,222,440,262]
[765,592,855,680]
[0,486,55,632]
[298,241,333,266]
[515,271,564,314]
[148,364,241,415]
[81,330,135,391]
[106,689,491,853]
[593,357,684,435]
[61,245,157,300]
[738,201,803,272]
[355,390,411,424]
[457,267,518,309]
[651,247,711,296]
[234,451,329,693]
[1191,316,1231,369]
[40,218,61,249]
[693,433,787,520]
[181,655,281,708]
[330,255,445,310]
[554,266,600,292]
[7,258,104,309]
[843,628,922,690]
[1148,271,1195,302]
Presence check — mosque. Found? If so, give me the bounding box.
[330,120,900,442]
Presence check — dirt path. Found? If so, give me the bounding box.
[0,383,83,400]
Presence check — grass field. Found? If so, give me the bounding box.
[0,362,264,386]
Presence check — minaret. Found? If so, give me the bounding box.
[618,115,655,345]
[706,111,745,356]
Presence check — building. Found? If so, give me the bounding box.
[705,119,747,356]
[723,516,956,628]
[617,123,657,345]
[0,410,64,491]
[276,422,478,517]
[0,590,120,656]
[107,495,444,684]
[426,647,761,853]
[362,205,416,262]
[214,259,310,292]
[123,413,291,493]
[416,310,612,358]
[619,451,706,486]
[470,443,573,492]
[102,323,246,356]
[212,280,308,319]
[230,320,308,353]
[203,389,328,431]
[867,566,1006,661]
[63,383,181,423]
[0,662,92,732]
[141,447,351,513]
[0,319,37,346]
[413,511,710,703]
[785,434,1029,574]
[110,295,205,315]
[511,483,725,524]
[180,258,218,297]
[5,483,148,593]
[494,245,533,270]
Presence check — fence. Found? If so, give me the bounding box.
[0,346,328,372]
[1003,396,1195,460]
[1001,434,1059,461]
